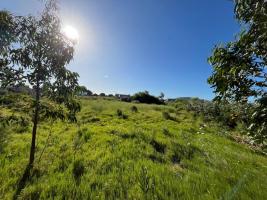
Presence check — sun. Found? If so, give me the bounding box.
[63,25,79,41]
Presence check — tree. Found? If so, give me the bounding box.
[131,91,164,104]
[208,0,267,102]
[75,85,92,96]
[0,1,80,167]
[208,0,267,144]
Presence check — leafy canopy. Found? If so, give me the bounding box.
[208,0,267,102]
[0,1,80,121]
[208,0,267,145]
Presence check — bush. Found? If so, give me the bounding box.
[248,96,267,145]
[131,91,164,105]
[185,99,251,129]
[117,109,123,117]
[117,109,128,119]
[131,105,138,113]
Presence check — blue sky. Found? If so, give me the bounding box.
[1,0,240,99]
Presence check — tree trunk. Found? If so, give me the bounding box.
[29,82,40,167]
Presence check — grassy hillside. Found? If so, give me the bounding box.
[1,96,267,199]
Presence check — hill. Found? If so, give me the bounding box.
[0,95,267,199]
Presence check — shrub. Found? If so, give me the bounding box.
[117,109,123,117]
[185,99,251,129]
[131,105,138,113]
[131,91,164,105]
[117,109,128,119]
[248,97,267,145]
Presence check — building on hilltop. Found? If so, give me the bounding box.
[115,94,131,102]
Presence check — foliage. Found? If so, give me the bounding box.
[248,96,267,146]
[75,85,92,96]
[208,0,267,102]
[184,98,252,129]
[117,109,128,119]
[1,97,267,199]
[130,105,138,113]
[0,0,80,169]
[131,91,164,105]
[208,0,267,144]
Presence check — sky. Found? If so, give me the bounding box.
[0,0,240,99]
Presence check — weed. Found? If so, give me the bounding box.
[131,105,138,113]
[117,109,123,117]
[117,109,128,119]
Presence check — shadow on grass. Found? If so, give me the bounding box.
[13,164,32,200]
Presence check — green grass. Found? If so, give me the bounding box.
[0,96,267,199]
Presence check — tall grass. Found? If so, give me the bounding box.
[0,96,266,199]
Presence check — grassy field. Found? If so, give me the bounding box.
[0,96,267,199]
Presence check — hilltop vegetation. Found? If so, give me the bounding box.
[0,94,267,199]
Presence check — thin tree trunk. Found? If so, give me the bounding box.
[29,81,40,167]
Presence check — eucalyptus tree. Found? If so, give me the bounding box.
[208,0,267,144]
[0,1,80,167]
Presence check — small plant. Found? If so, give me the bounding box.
[131,105,138,113]
[117,109,123,117]
[72,159,85,183]
[117,109,128,119]
[139,166,150,193]
[138,166,156,198]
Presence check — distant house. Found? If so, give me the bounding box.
[115,94,131,101]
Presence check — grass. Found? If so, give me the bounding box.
[0,96,267,199]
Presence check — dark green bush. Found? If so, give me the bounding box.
[117,109,123,117]
[117,109,128,119]
[131,91,164,105]
[131,105,138,113]
[185,99,251,129]
[248,96,267,145]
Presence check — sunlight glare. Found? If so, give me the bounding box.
[63,25,79,41]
